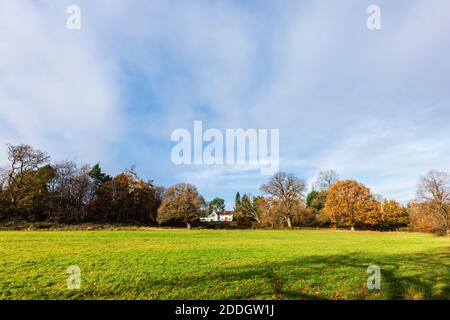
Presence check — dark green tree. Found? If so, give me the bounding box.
[209,197,225,213]
[89,163,112,193]
[235,192,242,213]
[306,190,328,211]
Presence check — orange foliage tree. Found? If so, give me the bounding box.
[324,180,381,230]
[157,183,206,229]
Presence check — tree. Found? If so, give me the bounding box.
[314,170,339,191]
[408,202,442,234]
[14,164,55,221]
[157,183,206,229]
[260,171,307,229]
[416,170,450,236]
[379,200,409,230]
[89,163,112,193]
[0,145,163,225]
[306,190,327,211]
[48,160,78,216]
[234,192,242,213]
[209,197,225,214]
[239,194,262,224]
[48,161,94,223]
[93,168,161,224]
[5,144,50,208]
[256,197,279,228]
[305,190,329,226]
[324,180,380,230]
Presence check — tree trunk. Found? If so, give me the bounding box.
[286,217,292,229]
[186,222,192,230]
[447,229,450,237]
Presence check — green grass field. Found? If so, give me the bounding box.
[0,229,448,300]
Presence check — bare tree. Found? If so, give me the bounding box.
[6,144,50,206]
[74,164,94,207]
[314,169,339,191]
[47,161,94,222]
[260,171,306,229]
[48,160,77,205]
[416,170,450,236]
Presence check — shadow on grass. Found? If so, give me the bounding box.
[139,248,449,300]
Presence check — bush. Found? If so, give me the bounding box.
[235,215,254,228]
[292,208,318,227]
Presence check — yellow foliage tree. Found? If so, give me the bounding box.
[380,199,409,230]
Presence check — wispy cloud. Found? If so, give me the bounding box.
[1,0,449,206]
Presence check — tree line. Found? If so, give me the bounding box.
[0,144,163,225]
[0,144,448,235]
[234,170,449,236]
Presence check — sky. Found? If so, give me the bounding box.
[1,0,449,208]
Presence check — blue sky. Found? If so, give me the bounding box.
[1,0,450,208]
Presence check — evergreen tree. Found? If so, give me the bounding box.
[235,192,241,213]
[89,163,112,193]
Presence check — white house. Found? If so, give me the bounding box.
[200,210,234,222]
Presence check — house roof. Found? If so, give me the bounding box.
[218,210,234,215]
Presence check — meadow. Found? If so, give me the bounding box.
[0,229,448,300]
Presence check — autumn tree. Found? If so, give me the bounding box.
[14,165,55,221]
[379,199,409,230]
[0,145,164,225]
[416,170,450,236]
[408,202,442,234]
[157,183,206,229]
[260,171,307,229]
[93,168,161,224]
[324,180,380,230]
[255,197,279,228]
[5,144,50,208]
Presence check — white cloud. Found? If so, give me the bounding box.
[0,1,122,164]
[1,0,449,205]
[303,120,450,201]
